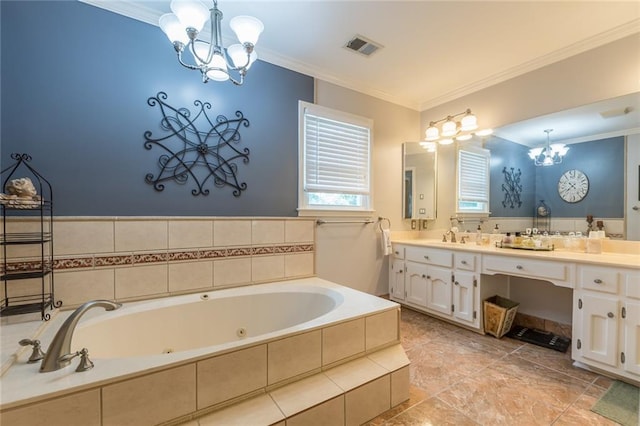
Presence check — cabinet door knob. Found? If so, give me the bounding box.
[594,279,603,284]
[516,265,523,270]
[454,281,459,286]
[607,312,614,318]
[394,251,399,255]
[424,255,429,260]
[399,270,403,273]
[422,274,426,278]
[461,260,467,265]
[426,275,431,279]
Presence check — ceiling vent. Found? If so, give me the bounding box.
[344,35,382,57]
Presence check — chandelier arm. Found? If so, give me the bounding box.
[176,49,202,71]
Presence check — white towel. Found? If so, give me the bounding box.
[381,228,392,256]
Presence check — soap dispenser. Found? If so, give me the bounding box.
[475,225,482,245]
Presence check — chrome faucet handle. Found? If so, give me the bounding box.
[19,339,46,363]
[460,236,468,244]
[58,348,94,372]
[442,234,448,242]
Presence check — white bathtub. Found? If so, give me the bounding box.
[0,277,400,416]
[73,286,342,359]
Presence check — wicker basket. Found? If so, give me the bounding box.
[483,295,519,338]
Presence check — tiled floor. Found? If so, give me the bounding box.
[368,307,620,425]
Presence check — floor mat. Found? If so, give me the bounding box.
[505,325,570,353]
[591,380,639,426]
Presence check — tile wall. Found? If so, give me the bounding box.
[1,217,316,309]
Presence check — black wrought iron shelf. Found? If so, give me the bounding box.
[0,294,54,317]
[1,153,60,321]
[1,232,52,245]
[1,269,53,281]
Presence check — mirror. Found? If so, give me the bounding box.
[491,92,640,240]
[403,142,437,220]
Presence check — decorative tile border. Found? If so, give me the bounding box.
[5,243,314,273]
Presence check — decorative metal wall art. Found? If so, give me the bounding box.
[144,92,250,197]
[501,167,522,208]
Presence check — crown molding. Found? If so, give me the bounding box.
[418,19,640,111]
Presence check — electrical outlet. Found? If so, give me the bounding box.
[411,220,416,230]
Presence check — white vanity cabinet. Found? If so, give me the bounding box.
[389,244,483,331]
[573,265,640,382]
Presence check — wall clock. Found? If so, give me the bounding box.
[558,169,589,203]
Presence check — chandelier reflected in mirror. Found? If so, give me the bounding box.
[159,0,264,85]
[528,129,569,166]
[424,109,493,145]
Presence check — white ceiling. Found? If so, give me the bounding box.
[82,0,640,112]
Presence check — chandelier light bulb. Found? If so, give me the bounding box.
[455,134,473,141]
[205,53,230,81]
[159,13,190,44]
[438,138,454,145]
[230,15,264,46]
[170,0,209,34]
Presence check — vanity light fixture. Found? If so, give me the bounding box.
[425,109,493,145]
[159,0,263,85]
[528,129,569,167]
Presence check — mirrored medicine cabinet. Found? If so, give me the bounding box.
[402,142,437,220]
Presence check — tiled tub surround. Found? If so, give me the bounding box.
[0,278,409,425]
[0,217,316,308]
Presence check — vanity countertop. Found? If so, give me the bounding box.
[391,238,640,269]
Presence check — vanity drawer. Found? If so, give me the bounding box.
[391,244,405,259]
[578,266,619,294]
[405,247,452,267]
[482,255,570,286]
[454,253,478,271]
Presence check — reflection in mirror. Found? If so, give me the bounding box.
[403,142,437,220]
[491,92,639,240]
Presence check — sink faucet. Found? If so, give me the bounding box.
[40,300,122,373]
[447,230,457,243]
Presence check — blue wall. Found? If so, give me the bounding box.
[534,137,624,218]
[487,136,624,218]
[1,1,314,216]
[486,137,536,217]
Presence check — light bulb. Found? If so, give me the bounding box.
[171,0,209,33]
[441,119,458,137]
[159,14,189,44]
[205,53,230,81]
[455,134,472,141]
[460,112,478,131]
[438,138,454,145]
[425,126,439,141]
[230,15,264,46]
[227,44,257,69]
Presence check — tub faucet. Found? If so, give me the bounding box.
[40,300,121,373]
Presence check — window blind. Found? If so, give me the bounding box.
[304,111,370,195]
[458,148,489,206]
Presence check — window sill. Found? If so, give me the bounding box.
[297,208,376,218]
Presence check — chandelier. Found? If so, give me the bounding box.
[528,129,569,166]
[425,109,493,145]
[159,0,264,85]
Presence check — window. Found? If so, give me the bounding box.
[298,101,373,214]
[456,146,490,214]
